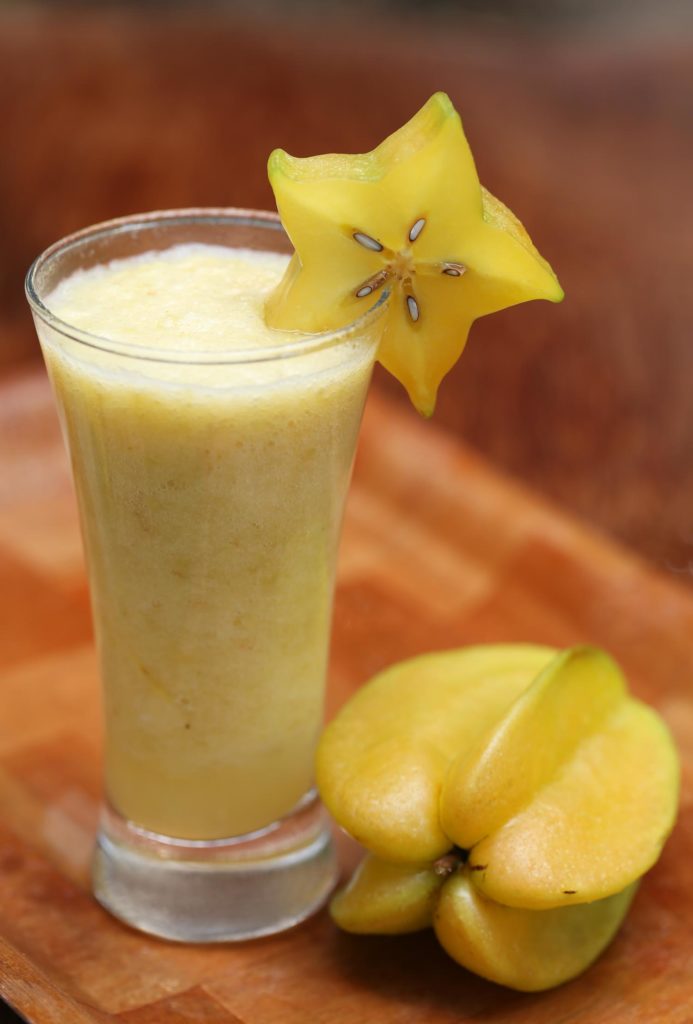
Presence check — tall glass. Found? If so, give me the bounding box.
[25,209,386,941]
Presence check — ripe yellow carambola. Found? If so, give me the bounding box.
[316,645,679,991]
[266,93,563,416]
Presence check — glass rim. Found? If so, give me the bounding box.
[24,207,389,366]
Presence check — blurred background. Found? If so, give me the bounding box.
[1,0,692,578]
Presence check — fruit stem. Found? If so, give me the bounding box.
[433,846,468,878]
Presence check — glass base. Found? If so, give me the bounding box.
[92,792,338,942]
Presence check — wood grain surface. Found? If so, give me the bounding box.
[0,366,691,1023]
[1,5,692,576]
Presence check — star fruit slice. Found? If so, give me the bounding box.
[266,92,563,415]
[434,870,638,992]
[316,644,557,863]
[440,646,680,909]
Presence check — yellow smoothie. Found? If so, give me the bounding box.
[39,244,378,839]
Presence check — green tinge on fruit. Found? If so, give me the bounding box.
[316,645,557,863]
[330,854,445,934]
[434,871,638,992]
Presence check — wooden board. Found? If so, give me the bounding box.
[0,368,691,1024]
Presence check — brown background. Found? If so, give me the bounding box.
[2,2,692,578]
[1,5,693,1021]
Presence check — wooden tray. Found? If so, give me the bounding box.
[1,369,691,1023]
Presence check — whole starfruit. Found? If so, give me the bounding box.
[316,645,679,991]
